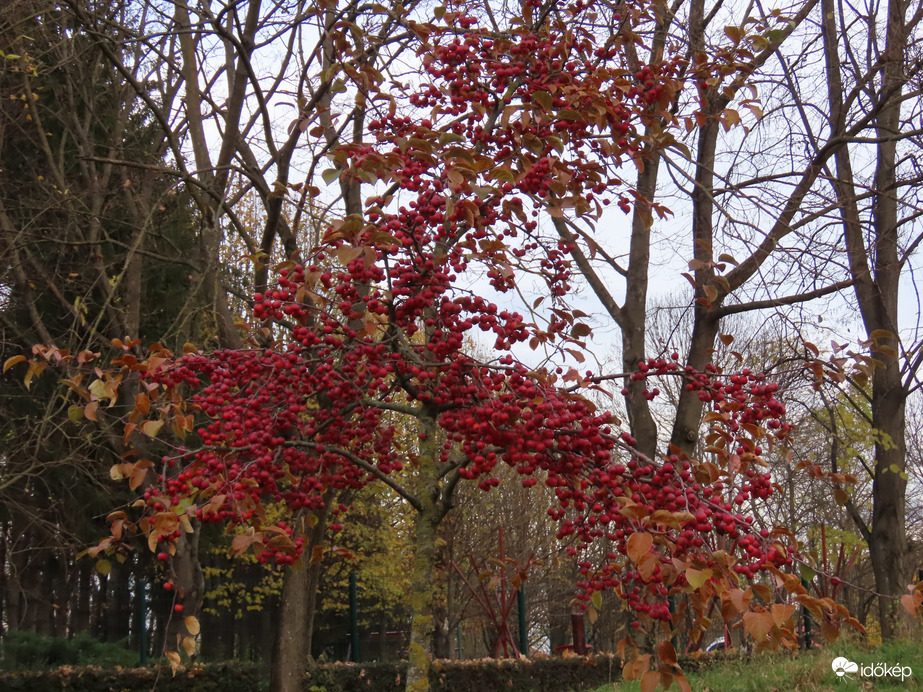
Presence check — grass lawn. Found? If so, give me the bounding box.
[587,640,921,692]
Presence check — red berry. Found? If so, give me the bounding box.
[174,604,184,613]
[157,552,169,561]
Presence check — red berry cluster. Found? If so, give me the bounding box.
[561,357,792,620]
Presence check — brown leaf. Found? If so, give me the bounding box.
[657,639,677,666]
[153,512,180,536]
[230,533,255,556]
[728,588,752,613]
[771,603,796,627]
[651,509,681,530]
[743,610,774,641]
[640,671,661,692]
[820,619,840,642]
[752,584,772,603]
[135,393,150,415]
[622,654,651,681]
[901,593,921,617]
[626,532,653,563]
[572,323,592,338]
[129,460,153,491]
[638,552,659,582]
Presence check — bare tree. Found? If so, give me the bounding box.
[562,0,923,639]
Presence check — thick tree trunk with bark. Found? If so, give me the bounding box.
[270,501,329,692]
[821,0,913,638]
[271,566,310,692]
[405,415,448,692]
[405,503,441,692]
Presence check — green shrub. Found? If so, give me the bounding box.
[0,632,137,671]
[0,662,265,691]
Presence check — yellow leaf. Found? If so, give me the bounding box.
[3,355,27,373]
[166,650,181,674]
[141,420,163,437]
[184,616,200,636]
[685,568,711,590]
[96,559,112,576]
[587,605,598,625]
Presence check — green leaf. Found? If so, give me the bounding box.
[591,590,602,610]
[321,168,340,185]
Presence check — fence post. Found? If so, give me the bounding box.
[518,587,528,656]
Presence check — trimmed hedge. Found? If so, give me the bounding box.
[303,652,738,692]
[0,662,265,692]
[303,655,622,692]
[0,652,736,692]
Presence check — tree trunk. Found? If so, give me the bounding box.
[71,559,92,636]
[405,414,444,692]
[107,556,131,642]
[166,526,204,653]
[821,0,912,639]
[5,522,22,632]
[270,496,330,692]
[405,503,441,692]
[35,556,54,636]
[271,562,310,692]
[868,360,909,638]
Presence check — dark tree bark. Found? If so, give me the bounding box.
[820,0,919,638]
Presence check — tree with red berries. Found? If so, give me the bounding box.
[13,0,874,690]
